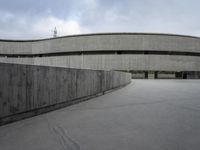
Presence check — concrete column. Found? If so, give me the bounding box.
[155,72,158,79]
[145,71,148,79]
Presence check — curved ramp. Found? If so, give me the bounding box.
[0,80,200,150]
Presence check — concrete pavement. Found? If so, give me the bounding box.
[0,80,200,150]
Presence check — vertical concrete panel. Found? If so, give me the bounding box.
[76,69,86,98]
[25,65,34,111]
[8,64,26,116]
[55,68,77,103]
[0,63,10,117]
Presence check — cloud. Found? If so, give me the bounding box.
[0,0,200,39]
[0,11,14,23]
[32,16,90,37]
[0,10,90,39]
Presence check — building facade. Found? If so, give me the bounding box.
[0,33,200,79]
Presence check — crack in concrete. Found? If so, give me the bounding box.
[43,116,81,150]
[52,125,80,150]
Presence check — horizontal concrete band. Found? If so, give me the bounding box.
[0,63,131,125]
[1,54,200,71]
[1,33,200,54]
[1,50,200,57]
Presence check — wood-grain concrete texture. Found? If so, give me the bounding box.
[0,62,131,125]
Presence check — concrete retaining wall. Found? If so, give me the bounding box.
[0,63,131,125]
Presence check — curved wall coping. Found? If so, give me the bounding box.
[0,32,200,42]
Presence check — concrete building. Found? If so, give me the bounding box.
[0,32,200,79]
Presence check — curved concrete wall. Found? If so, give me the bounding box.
[0,62,131,125]
[0,33,200,72]
[1,33,200,54]
[1,54,200,71]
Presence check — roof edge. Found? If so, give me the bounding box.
[0,32,200,42]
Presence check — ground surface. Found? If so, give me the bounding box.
[0,80,200,150]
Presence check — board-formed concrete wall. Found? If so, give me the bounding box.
[0,63,131,125]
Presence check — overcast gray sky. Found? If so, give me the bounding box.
[0,0,199,39]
